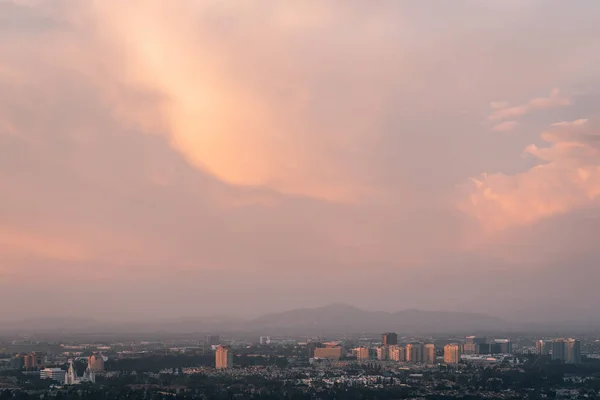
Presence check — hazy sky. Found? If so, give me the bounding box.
[2,0,600,322]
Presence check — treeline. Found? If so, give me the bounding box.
[104,353,292,372]
[105,355,213,372]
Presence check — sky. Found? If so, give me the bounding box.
[2,0,600,323]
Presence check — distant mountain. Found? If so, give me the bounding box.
[0,305,510,334]
[245,304,509,334]
[0,317,99,334]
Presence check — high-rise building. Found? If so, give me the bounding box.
[463,336,488,355]
[11,354,24,369]
[536,340,552,355]
[493,339,512,354]
[307,342,322,359]
[23,354,33,369]
[565,339,581,364]
[313,346,343,361]
[205,335,220,346]
[478,343,491,354]
[551,340,566,361]
[552,339,581,364]
[23,352,46,369]
[376,346,388,361]
[355,347,370,361]
[444,344,461,365]
[463,343,478,355]
[424,343,436,364]
[465,336,486,345]
[382,333,398,346]
[88,354,104,372]
[405,343,424,363]
[215,345,233,369]
[259,336,271,345]
[389,345,405,362]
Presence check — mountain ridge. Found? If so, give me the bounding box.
[0,304,574,334]
[245,304,508,334]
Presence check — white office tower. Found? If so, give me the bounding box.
[260,336,271,345]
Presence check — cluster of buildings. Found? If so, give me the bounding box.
[36,354,106,385]
[353,334,437,364]
[306,333,515,367]
[462,336,512,355]
[443,336,513,366]
[536,338,581,364]
[11,352,47,369]
[212,333,581,370]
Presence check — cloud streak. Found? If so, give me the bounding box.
[488,88,571,121]
[492,121,519,132]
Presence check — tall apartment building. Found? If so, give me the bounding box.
[424,343,436,364]
[405,343,424,363]
[382,333,398,346]
[463,336,488,355]
[215,345,233,369]
[565,339,582,364]
[536,340,552,355]
[463,343,478,355]
[355,347,370,361]
[23,352,46,369]
[552,339,581,364]
[376,346,389,361]
[465,336,486,345]
[11,355,24,369]
[493,339,512,354]
[307,342,322,359]
[88,354,104,372]
[389,345,405,362]
[444,344,461,365]
[551,340,565,361]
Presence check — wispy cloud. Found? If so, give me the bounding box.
[492,121,519,132]
[488,88,571,121]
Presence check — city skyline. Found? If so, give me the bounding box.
[3,1,600,322]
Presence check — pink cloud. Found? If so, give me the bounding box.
[488,88,571,121]
[462,119,600,230]
[492,120,519,132]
